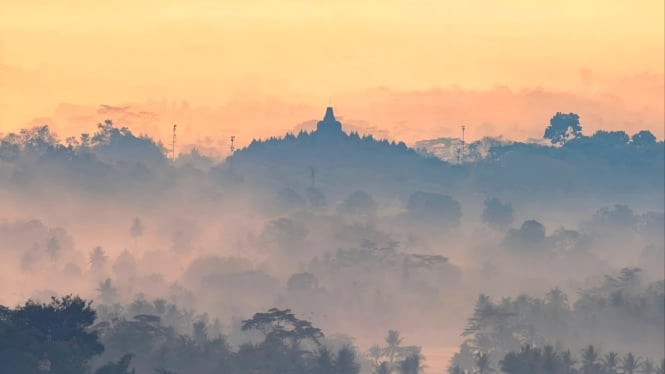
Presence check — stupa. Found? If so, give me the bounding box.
[316,106,343,136]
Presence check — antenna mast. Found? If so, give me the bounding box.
[230,136,235,154]
[461,125,466,164]
[172,124,177,162]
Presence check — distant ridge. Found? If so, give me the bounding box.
[219,107,455,191]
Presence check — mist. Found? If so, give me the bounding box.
[0,109,663,373]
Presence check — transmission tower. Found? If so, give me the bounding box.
[230,136,236,154]
[460,125,466,164]
[172,124,177,162]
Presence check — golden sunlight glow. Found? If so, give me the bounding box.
[1,0,663,144]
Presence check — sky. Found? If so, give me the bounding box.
[1,0,663,149]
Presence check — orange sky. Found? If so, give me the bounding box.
[1,0,663,149]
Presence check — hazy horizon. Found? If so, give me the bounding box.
[1,0,663,149]
[1,2,663,374]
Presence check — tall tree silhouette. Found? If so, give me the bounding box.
[544,112,582,145]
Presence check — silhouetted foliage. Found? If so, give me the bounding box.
[482,197,514,229]
[338,190,378,217]
[503,220,547,252]
[632,130,657,146]
[544,112,582,145]
[406,191,462,227]
[450,268,664,373]
[95,354,136,374]
[0,295,103,373]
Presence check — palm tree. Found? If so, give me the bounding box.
[97,278,117,304]
[621,353,642,374]
[542,345,560,374]
[384,330,403,364]
[545,288,569,320]
[369,344,384,366]
[90,246,108,271]
[603,352,619,374]
[580,345,599,374]
[373,362,392,374]
[560,349,577,374]
[335,346,360,374]
[641,359,655,374]
[398,354,423,374]
[192,320,208,347]
[475,352,494,374]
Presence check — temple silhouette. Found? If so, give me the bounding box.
[223,105,436,185]
[316,106,343,136]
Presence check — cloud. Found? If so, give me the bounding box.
[4,81,663,155]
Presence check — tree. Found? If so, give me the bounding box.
[541,345,560,374]
[275,188,307,210]
[592,204,638,227]
[383,330,403,364]
[544,112,582,145]
[406,191,462,227]
[337,190,378,216]
[90,246,108,271]
[286,272,319,293]
[504,220,547,252]
[306,186,327,209]
[641,359,656,374]
[374,361,393,374]
[591,130,630,145]
[241,308,323,348]
[580,345,599,374]
[398,354,423,374]
[46,235,61,261]
[335,346,361,374]
[482,198,514,229]
[475,352,494,374]
[192,320,208,347]
[544,288,569,320]
[130,218,144,238]
[97,278,118,304]
[602,352,619,374]
[260,217,309,252]
[314,346,336,374]
[95,354,136,374]
[632,130,657,146]
[621,353,641,374]
[0,295,104,373]
[369,344,384,367]
[448,365,466,374]
[560,350,577,374]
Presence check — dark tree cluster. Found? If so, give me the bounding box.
[366,330,424,374]
[449,345,664,374]
[0,296,103,373]
[449,268,664,373]
[0,296,364,374]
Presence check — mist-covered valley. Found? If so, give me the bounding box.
[0,108,663,373]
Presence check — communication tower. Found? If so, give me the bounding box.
[172,124,177,162]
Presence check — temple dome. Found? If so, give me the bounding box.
[316,106,343,135]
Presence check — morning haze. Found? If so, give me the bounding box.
[0,1,663,373]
